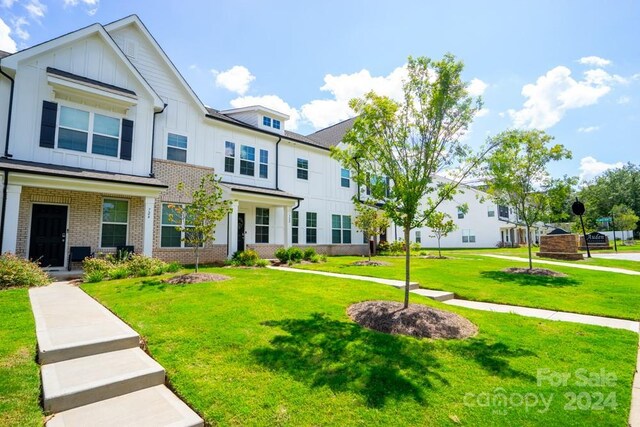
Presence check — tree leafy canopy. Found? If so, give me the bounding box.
[426,211,457,258]
[353,202,390,261]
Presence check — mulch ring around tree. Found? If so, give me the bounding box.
[350,260,392,267]
[347,300,478,339]
[164,273,230,284]
[502,267,567,277]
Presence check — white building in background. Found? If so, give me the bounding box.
[0,14,531,269]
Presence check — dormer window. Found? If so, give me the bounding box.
[263,116,271,127]
[272,119,281,130]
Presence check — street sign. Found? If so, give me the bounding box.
[596,217,612,223]
[572,201,585,216]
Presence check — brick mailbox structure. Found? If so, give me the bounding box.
[537,234,584,260]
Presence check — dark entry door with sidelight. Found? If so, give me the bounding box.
[237,213,245,252]
[29,204,68,267]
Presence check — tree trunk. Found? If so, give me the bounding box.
[403,225,411,309]
[368,236,372,262]
[195,247,200,273]
[526,224,532,270]
[437,237,442,258]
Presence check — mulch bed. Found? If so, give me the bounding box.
[351,260,391,267]
[420,255,449,259]
[347,300,478,339]
[164,273,230,284]
[502,267,567,277]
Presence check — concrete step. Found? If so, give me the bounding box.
[410,288,455,301]
[29,283,140,364]
[42,348,165,413]
[46,385,204,427]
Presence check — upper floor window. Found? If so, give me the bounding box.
[58,106,121,157]
[340,168,350,188]
[498,205,509,219]
[297,158,308,180]
[256,207,270,243]
[457,208,465,219]
[101,198,128,247]
[262,116,281,130]
[167,133,187,162]
[487,205,495,217]
[225,141,235,173]
[259,149,269,179]
[263,116,271,127]
[273,119,281,129]
[332,214,352,244]
[240,145,255,176]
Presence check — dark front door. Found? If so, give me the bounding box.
[29,204,68,267]
[237,213,245,252]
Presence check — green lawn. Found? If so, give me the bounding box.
[0,289,43,426]
[295,254,640,320]
[83,268,638,426]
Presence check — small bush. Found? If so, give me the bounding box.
[230,249,264,267]
[84,271,105,283]
[389,240,405,254]
[410,242,421,252]
[83,254,170,282]
[167,262,182,273]
[0,253,50,288]
[274,247,289,263]
[255,259,269,267]
[108,267,130,280]
[126,254,167,277]
[377,241,390,253]
[287,247,304,263]
[310,254,321,263]
[303,248,316,261]
[83,257,114,275]
[320,254,328,263]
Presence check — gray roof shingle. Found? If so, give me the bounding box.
[308,117,356,148]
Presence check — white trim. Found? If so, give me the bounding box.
[48,74,138,111]
[220,105,289,121]
[100,197,130,248]
[26,202,70,269]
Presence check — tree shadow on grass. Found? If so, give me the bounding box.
[480,271,580,287]
[137,279,168,291]
[253,313,536,408]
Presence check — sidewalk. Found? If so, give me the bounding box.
[476,254,640,276]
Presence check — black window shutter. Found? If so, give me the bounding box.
[120,119,134,160]
[39,101,57,148]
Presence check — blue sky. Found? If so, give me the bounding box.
[1,0,639,181]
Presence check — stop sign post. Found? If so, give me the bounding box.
[572,198,591,258]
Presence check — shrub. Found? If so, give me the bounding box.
[255,259,269,267]
[126,254,168,277]
[310,254,321,263]
[84,271,105,283]
[0,253,50,288]
[320,254,328,263]
[230,249,264,267]
[287,247,304,263]
[410,242,421,252]
[83,257,114,276]
[389,240,405,254]
[377,241,390,253]
[108,266,130,280]
[275,247,289,263]
[167,262,182,273]
[303,248,316,261]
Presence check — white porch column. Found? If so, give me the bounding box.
[284,206,292,248]
[2,184,22,253]
[227,201,239,258]
[274,206,285,245]
[142,197,155,257]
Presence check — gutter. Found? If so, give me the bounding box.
[0,59,14,158]
[150,103,168,177]
[275,136,282,190]
[0,169,7,252]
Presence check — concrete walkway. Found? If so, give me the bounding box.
[592,252,640,262]
[29,282,203,427]
[476,254,640,275]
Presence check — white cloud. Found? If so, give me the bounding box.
[577,126,599,133]
[0,18,17,53]
[213,65,255,95]
[475,108,490,118]
[508,65,625,129]
[1,0,17,7]
[617,95,631,104]
[63,0,99,15]
[12,16,29,40]
[578,56,611,67]
[467,78,488,97]
[230,95,301,130]
[24,0,46,19]
[579,156,623,182]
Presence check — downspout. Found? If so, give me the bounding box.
[0,169,7,252]
[0,60,15,158]
[275,136,282,190]
[150,103,168,177]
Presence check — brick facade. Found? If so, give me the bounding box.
[16,187,145,262]
[293,244,369,256]
[537,234,583,260]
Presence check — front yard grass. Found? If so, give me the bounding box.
[0,289,43,426]
[296,255,640,320]
[83,268,638,426]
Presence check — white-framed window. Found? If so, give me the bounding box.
[488,205,495,217]
[240,145,255,176]
[160,203,196,248]
[273,119,281,129]
[306,212,317,243]
[101,198,128,247]
[256,207,269,243]
[462,229,476,243]
[297,158,308,180]
[225,141,235,173]
[498,205,509,218]
[58,106,121,157]
[259,149,268,179]
[167,133,187,162]
[416,231,421,244]
[340,168,350,188]
[331,214,352,244]
[292,210,299,244]
[263,116,271,127]
[457,208,465,219]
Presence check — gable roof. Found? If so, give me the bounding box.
[104,15,208,115]
[308,117,357,148]
[0,22,164,110]
[0,50,10,59]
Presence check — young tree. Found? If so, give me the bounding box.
[332,54,493,309]
[612,204,639,240]
[354,201,390,261]
[426,211,457,258]
[483,129,573,270]
[170,174,232,272]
